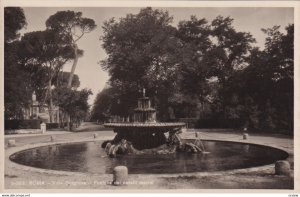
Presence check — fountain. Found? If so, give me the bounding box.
[9,89,289,175]
[103,89,205,157]
[8,90,290,177]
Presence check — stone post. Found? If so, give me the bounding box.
[40,122,46,134]
[243,133,249,140]
[8,139,16,147]
[275,160,290,175]
[50,135,56,142]
[113,166,128,185]
[94,133,98,139]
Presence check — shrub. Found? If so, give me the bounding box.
[5,119,41,130]
[46,123,59,129]
[195,118,244,129]
[46,122,68,130]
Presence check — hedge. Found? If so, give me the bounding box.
[46,122,68,129]
[195,118,244,129]
[5,119,41,130]
[5,120,69,130]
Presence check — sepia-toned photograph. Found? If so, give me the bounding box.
[1,1,298,192]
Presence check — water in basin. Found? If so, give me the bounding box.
[10,140,288,174]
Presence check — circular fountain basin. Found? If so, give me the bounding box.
[10,140,288,174]
[104,122,185,129]
[104,122,186,134]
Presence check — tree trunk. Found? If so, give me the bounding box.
[57,106,60,128]
[61,111,66,128]
[66,44,79,130]
[66,114,71,131]
[48,80,53,123]
[67,44,78,88]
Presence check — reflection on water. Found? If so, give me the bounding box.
[10,141,288,174]
[243,144,250,153]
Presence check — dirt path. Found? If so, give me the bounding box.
[74,122,108,132]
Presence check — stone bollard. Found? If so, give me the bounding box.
[243,133,249,140]
[94,133,98,139]
[275,160,290,175]
[8,139,16,147]
[40,122,46,134]
[113,166,128,186]
[50,135,56,142]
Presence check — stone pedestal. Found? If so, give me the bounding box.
[40,123,46,133]
[113,166,128,185]
[94,133,98,138]
[8,139,16,147]
[243,133,249,140]
[50,135,56,142]
[275,160,290,175]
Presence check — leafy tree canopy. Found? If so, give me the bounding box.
[4,7,28,119]
[46,10,97,88]
[53,87,92,122]
[46,10,96,42]
[221,24,294,131]
[101,7,183,120]
[4,7,27,42]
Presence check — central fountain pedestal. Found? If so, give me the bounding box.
[104,122,185,150]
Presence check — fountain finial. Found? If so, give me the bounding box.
[143,88,146,97]
[32,91,36,102]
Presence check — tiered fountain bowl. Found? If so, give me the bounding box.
[103,92,187,153]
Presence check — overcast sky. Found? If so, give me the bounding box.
[21,7,294,105]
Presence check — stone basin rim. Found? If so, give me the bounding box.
[103,122,186,128]
[7,138,290,177]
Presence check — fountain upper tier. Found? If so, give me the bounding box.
[133,96,156,123]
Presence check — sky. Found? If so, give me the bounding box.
[21,7,294,105]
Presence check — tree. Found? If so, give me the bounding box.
[258,24,294,130]
[18,29,75,122]
[101,7,181,120]
[4,42,32,119]
[53,71,80,89]
[175,16,255,120]
[210,16,255,83]
[221,24,294,131]
[90,86,116,122]
[53,87,92,129]
[176,16,212,102]
[4,7,29,119]
[4,7,27,42]
[46,10,96,88]
[208,16,255,119]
